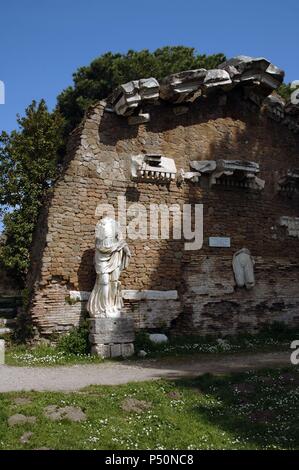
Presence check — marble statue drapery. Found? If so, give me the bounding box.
[87,217,131,317]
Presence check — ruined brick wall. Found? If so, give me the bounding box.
[28,89,299,336]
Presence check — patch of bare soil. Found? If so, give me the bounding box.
[121,398,152,413]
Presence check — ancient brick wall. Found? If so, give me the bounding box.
[28,88,299,337]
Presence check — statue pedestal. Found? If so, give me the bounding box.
[89,317,135,358]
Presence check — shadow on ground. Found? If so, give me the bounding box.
[171,367,299,449]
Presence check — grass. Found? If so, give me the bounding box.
[5,343,104,367]
[0,366,298,450]
[4,324,298,367]
[133,325,299,359]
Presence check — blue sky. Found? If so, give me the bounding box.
[0,0,298,134]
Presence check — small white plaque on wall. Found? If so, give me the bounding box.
[209,237,231,248]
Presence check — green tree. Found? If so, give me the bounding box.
[57,47,226,136]
[0,100,64,284]
[276,83,293,101]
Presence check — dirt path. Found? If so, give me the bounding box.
[0,351,291,392]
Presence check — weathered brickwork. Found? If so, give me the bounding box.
[28,88,299,337]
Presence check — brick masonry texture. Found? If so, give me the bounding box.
[27,89,299,337]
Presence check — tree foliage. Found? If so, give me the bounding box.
[276,83,293,101]
[0,100,64,283]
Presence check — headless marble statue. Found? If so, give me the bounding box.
[87,217,131,317]
[232,248,255,289]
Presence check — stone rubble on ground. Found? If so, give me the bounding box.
[8,414,37,427]
[43,405,87,422]
[13,397,32,406]
[20,432,33,444]
[137,350,147,358]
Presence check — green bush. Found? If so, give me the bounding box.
[57,321,90,355]
[134,331,153,352]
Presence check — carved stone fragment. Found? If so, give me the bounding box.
[203,69,232,92]
[177,169,200,184]
[232,248,255,289]
[209,160,264,190]
[159,69,207,103]
[111,77,159,116]
[279,216,299,238]
[128,112,150,125]
[278,169,299,197]
[131,154,177,182]
[218,56,284,91]
[264,94,285,122]
[190,160,217,174]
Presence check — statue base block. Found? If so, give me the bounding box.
[89,317,135,358]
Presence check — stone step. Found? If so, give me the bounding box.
[0,318,16,327]
[0,327,12,336]
[0,299,19,307]
[0,307,17,319]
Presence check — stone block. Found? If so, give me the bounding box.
[91,342,134,358]
[91,343,110,358]
[111,78,159,116]
[279,216,299,238]
[149,334,168,344]
[122,290,178,301]
[89,316,135,358]
[121,343,135,357]
[160,69,207,103]
[203,69,232,91]
[128,113,150,125]
[110,343,122,357]
[89,317,135,342]
[70,289,179,302]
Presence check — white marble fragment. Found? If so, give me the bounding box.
[138,350,148,358]
[279,216,299,238]
[203,69,232,91]
[160,69,207,103]
[218,56,284,91]
[128,113,150,125]
[264,94,285,122]
[131,154,177,182]
[149,334,168,344]
[190,160,217,174]
[70,289,178,302]
[232,248,255,289]
[177,169,200,183]
[122,290,178,301]
[112,78,159,116]
[209,160,264,189]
